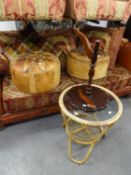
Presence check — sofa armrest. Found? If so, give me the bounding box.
[0,75,5,115]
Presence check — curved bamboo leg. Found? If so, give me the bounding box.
[68,138,94,164]
[102,124,114,139]
[61,113,67,127]
[101,127,108,139]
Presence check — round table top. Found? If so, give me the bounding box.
[59,84,123,127]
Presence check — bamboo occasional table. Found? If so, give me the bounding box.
[59,84,123,164]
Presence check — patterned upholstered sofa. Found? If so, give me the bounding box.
[0,0,131,128]
[0,0,130,21]
[66,0,131,22]
[0,0,66,20]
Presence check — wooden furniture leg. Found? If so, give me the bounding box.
[0,120,5,131]
[0,104,60,126]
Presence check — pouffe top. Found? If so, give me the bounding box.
[10,51,61,94]
[69,48,109,63]
[11,51,60,75]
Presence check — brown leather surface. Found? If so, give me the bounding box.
[117,42,131,72]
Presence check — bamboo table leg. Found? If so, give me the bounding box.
[68,138,94,164]
[66,120,110,164]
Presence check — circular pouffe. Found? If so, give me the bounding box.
[67,49,109,80]
[10,51,61,94]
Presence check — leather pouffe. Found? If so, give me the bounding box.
[10,51,61,94]
[67,48,109,80]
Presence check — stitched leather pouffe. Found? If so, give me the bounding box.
[67,48,109,80]
[10,51,61,94]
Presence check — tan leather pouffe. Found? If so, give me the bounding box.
[10,51,61,94]
[67,49,109,80]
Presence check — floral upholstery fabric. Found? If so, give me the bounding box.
[0,29,42,74]
[3,74,75,112]
[66,0,131,22]
[42,30,76,69]
[0,31,20,74]
[0,0,65,20]
[71,65,131,90]
[0,52,9,74]
[3,65,131,113]
[0,28,76,73]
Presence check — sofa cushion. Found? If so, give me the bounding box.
[0,31,29,74]
[42,30,76,70]
[71,65,131,90]
[0,53,9,74]
[0,31,20,74]
[3,65,131,113]
[3,74,75,113]
[0,28,76,74]
[0,0,65,21]
[66,0,131,22]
